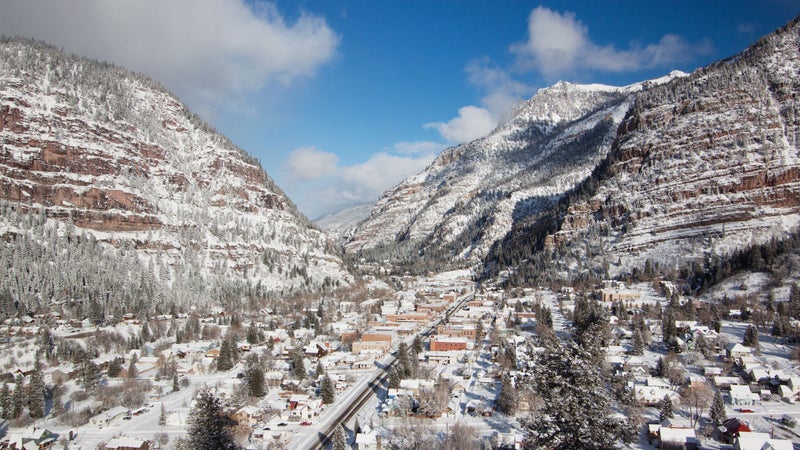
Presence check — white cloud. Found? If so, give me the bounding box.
[282,146,438,218]
[736,23,756,34]
[511,6,713,78]
[424,106,497,144]
[0,0,339,114]
[390,141,446,155]
[285,147,339,180]
[466,58,532,122]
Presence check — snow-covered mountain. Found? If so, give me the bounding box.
[0,38,351,315]
[348,16,800,282]
[490,16,800,280]
[344,65,685,267]
[315,203,373,239]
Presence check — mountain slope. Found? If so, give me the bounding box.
[345,72,685,269]
[0,38,350,316]
[315,202,373,239]
[489,16,800,282]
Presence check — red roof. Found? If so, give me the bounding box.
[722,418,751,435]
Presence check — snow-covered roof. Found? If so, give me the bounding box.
[735,432,793,450]
[106,437,147,449]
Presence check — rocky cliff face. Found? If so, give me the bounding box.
[0,38,350,312]
[492,16,800,279]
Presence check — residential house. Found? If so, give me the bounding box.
[287,394,310,410]
[354,431,380,450]
[729,385,759,406]
[734,432,793,450]
[234,405,263,427]
[4,427,59,450]
[426,351,460,365]
[105,437,150,450]
[600,288,641,303]
[48,368,70,385]
[714,376,743,390]
[658,426,700,450]
[722,418,752,443]
[726,343,751,360]
[634,383,679,406]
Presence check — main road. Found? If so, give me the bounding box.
[287,287,475,450]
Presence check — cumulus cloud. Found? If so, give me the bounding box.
[424,106,497,144]
[466,58,532,122]
[0,0,339,114]
[390,141,445,155]
[424,60,532,144]
[282,144,438,218]
[339,152,436,198]
[285,147,339,180]
[511,6,713,78]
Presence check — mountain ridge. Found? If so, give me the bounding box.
[345,15,800,284]
[486,15,800,283]
[0,37,351,316]
[343,71,686,271]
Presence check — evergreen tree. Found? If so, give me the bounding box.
[172,374,180,393]
[140,321,151,343]
[539,306,553,328]
[475,320,484,344]
[695,332,710,358]
[496,373,517,415]
[387,367,401,389]
[320,374,335,404]
[246,323,259,345]
[11,374,24,419]
[411,335,423,356]
[659,395,674,422]
[107,357,123,377]
[27,359,45,419]
[790,283,800,319]
[216,340,234,372]
[743,325,760,352]
[396,342,412,378]
[127,354,139,379]
[291,349,306,380]
[187,388,238,450]
[331,424,347,450]
[315,361,325,378]
[709,390,726,425]
[662,309,677,344]
[523,340,631,449]
[0,383,11,420]
[51,384,64,417]
[631,328,644,356]
[244,355,266,398]
[80,360,101,392]
[38,327,55,361]
[159,403,167,426]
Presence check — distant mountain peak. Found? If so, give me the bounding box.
[346,15,800,281]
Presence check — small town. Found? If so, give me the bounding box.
[0,2,799,450]
[0,265,798,449]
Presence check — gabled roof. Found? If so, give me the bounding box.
[722,417,751,434]
[735,431,793,450]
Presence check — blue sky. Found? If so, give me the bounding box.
[0,1,798,218]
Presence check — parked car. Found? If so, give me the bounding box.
[300,421,312,426]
